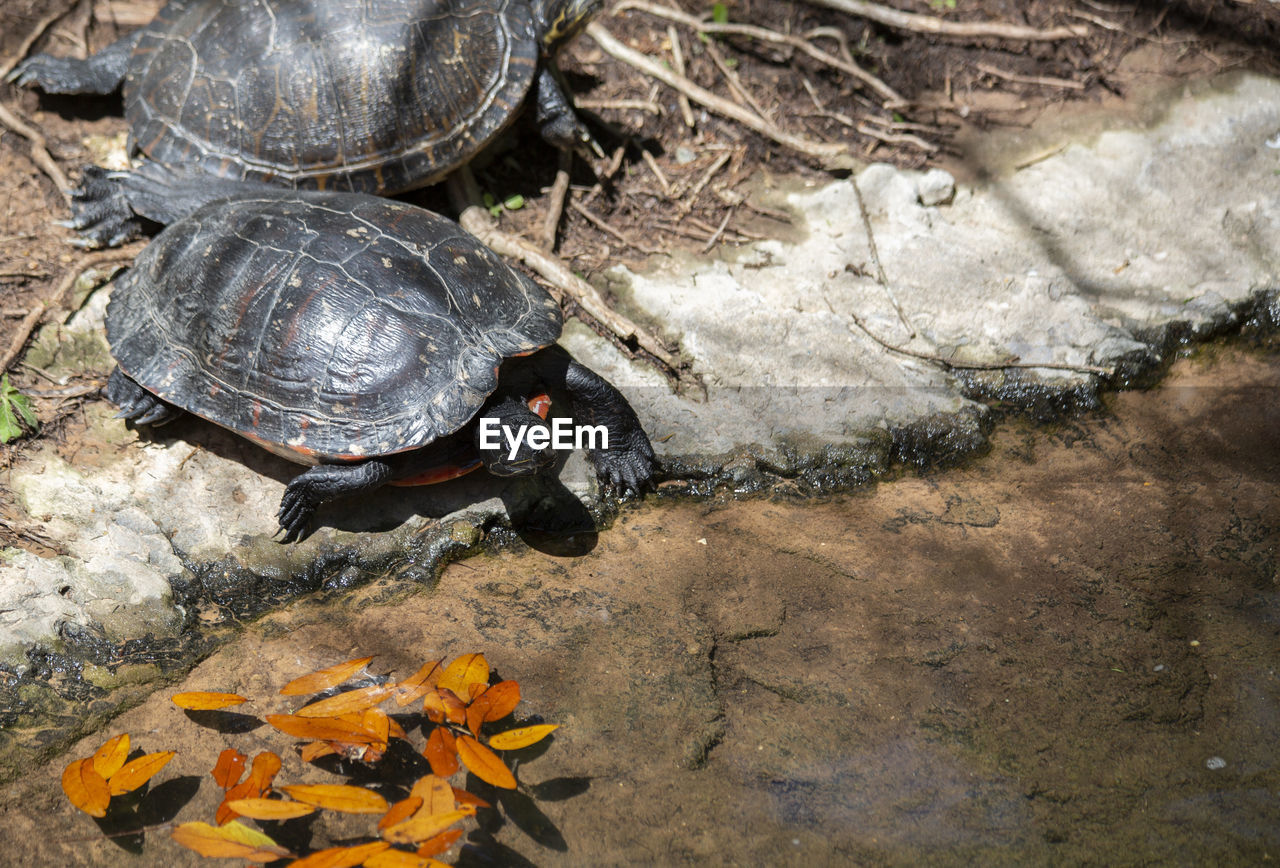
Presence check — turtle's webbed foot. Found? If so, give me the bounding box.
[62,166,146,248]
[277,480,320,545]
[590,430,658,498]
[7,54,95,93]
[106,367,181,426]
[276,461,393,544]
[545,113,605,160]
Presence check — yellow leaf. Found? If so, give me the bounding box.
[279,784,390,814]
[382,808,474,845]
[171,821,291,861]
[294,685,396,718]
[224,798,315,820]
[267,714,381,744]
[172,691,249,710]
[90,734,130,780]
[394,660,442,707]
[212,747,247,788]
[408,774,454,816]
[435,654,489,697]
[488,724,560,751]
[455,736,516,789]
[286,841,390,868]
[107,751,175,795]
[365,848,451,867]
[280,656,374,696]
[378,796,423,831]
[422,727,458,778]
[61,758,110,817]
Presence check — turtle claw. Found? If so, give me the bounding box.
[591,431,658,499]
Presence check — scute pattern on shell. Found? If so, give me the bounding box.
[106,191,563,460]
[126,0,539,192]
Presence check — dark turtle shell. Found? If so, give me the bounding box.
[105,190,563,461]
[126,0,539,192]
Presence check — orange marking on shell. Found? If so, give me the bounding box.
[251,400,262,428]
[389,459,483,487]
[527,393,551,418]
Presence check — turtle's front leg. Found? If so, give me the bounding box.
[277,461,394,543]
[533,67,603,158]
[7,31,143,95]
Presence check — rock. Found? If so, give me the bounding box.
[917,168,956,206]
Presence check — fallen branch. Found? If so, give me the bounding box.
[615,0,902,104]
[974,61,1086,91]
[540,150,573,251]
[803,0,1090,42]
[447,169,689,386]
[0,102,72,205]
[585,22,852,168]
[0,6,73,79]
[1,249,138,374]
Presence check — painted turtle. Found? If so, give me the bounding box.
[104,189,656,541]
[10,0,602,246]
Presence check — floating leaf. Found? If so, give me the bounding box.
[409,774,454,817]
[279,784,390,815]
[280,656,374,696]
[378,796,423,831]
[287,841,391,868]
[455,736,516,789]
[488,724,559,751]
[173,691,249,710]
[267,714,381,744]
[299,741,337,763]
[107,751,175,795]
[223,797,315,821]
[415,828,464,859]
[386,715,408,740]
[382,808,474,845]
[451,788,491,810]
[367,849,451,868]
[422,727,458,778]
[212,748,248,789]
[436,654,489,697]
[90,734,130,780]
[394,660,443,706]
[170,821,290,861]
[218,779,256,825]
[61,758,110,817]
[477,681,520,723]
[0,374,38,443]
[295,685,395,718]
[248,751,283,791]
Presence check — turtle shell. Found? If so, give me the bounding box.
[105,190,563,462]
[125,0,540,193]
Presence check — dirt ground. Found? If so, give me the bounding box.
[3,0,1280,553]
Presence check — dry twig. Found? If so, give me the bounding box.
[804,0,1090,41]
[540,150,573,251]
[666,25,696,128]
[570,199,664,255]
[0,102,72,205]
[0,6,73,79]
[974,61,1086,91]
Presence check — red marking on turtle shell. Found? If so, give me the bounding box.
[251,399,262,428]
[390,459,483,487]
[528,393,551,418]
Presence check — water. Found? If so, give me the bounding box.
[2,344,1277,865]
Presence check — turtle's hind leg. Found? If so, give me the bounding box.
[277,461,394,543]
[7,32,143,94]
[106,366,183,426]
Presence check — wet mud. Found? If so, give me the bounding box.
[1,343,1277,865]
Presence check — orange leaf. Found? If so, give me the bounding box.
[488,724,559,751]
[455,736,516,789]
[378,796,423,831]
[465,699,486,738]
[422,727,458,778]
[170,821,290,861]
[91,734,130,780]
[409,774,454,816]
[267,714,381,744]
[286,841,391,868]
[218,778,256,825]
[300,741,337,763]
[279,784,389,814]
[394,660,443,707]
[280,656,374,696]
[295,685,396,718]
[436,654,489,698]
[213,748,248,789]
[432,690,467,726]
[451,788,491,810]
[382,808,474,845]
[361,707,391,747]
[107,751,175,796]
[416,828,464,859]
[386,715,408,740]
[366,849,451,868]
[172,691,249,710]
[477,681,520,722]
[223,797,315,820]
[61,758,110,817]
[249,751,283,792]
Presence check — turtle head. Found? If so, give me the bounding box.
[533,0,603,54]
[474,396,559,478]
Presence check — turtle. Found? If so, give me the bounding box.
[10,0,603,247]
[103,188,656,541]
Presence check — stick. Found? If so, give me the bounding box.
[570,200,664,255]
[974,61,1086,91]
[540,150,573,251]
[666,25,696,128]
[586,22,851,167]
[0,6,72,79]
[447,169,688,384]
[803,0,1089,41]
[0,102,72,205]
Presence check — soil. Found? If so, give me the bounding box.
[3,1,1280,553]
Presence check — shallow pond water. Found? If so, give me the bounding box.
[2,344,1277,865]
